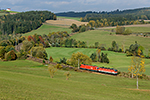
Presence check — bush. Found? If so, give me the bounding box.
[98,46,106,50]
[0,46,6,59]
[31,47,47,60]
[22,40,33,51]
[54,64,63,69]
[116,26,125,34]
[5,50,17,61]
[16,50,27,59]
[43,60,45,64]
[70,52,92,67]
[79,26,86,33]
[108,47,113,51]
[49,56,53,62]
[123,29,132,35]
[5,45,15,52]
[90,52,97,62]
[118,48,123,52]
[100,52,109,64]
[64,71,71,80]
[48,65,57,78]
[126,51,133,56]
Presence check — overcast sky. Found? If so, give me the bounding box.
[1,0,150,13]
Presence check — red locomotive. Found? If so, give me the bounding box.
[80,64,118,75]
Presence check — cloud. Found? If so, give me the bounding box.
[0,0,150,12]
[44,1,72,6]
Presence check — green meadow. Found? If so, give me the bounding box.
[1,17,150,99]
[126,26,150,33]
[102,26,150,33]
[0,60,150,100]
[23,24,72,36]
[57,16,81,21]
[70,30,150,54]
[46,47,150,75]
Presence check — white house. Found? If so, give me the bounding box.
[6,8,11,11]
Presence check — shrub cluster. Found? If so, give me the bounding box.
[30,47,47,60]
[0,35,25,46]
[90,52,109,63]
[70,23,94,33]
[118,71,150,80]
[5,50,17,61]
[108,41,123,53]
[0,46,18,60]
[126,41,144,56]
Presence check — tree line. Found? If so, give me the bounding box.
[80,8,150,27]
[0,11,56,35]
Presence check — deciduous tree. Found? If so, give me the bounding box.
[70,52,92,67]
[128,50,145,89]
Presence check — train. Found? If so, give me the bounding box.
[80,64,118,75]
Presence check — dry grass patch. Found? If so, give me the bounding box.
[46,18,88,27]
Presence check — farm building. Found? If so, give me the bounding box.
[6,8,11,11]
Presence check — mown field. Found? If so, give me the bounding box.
[46,17,88,27]
[23,24,72,36]
[57,16,81,21]
[70,30,150,54]
[0,60,150,100]
[1,17,150,99]
[46,47,150,75]
[126,26,150,33]
[99,25,150,33]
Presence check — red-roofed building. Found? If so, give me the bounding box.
[6,8,11,11]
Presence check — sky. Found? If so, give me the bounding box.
[1,0,150,13]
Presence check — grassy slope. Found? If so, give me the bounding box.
[0,60,43,67]
[0,61,150,100]
[126,27,150,33]
[23,24,72,36]
[45,47,150,75]
[70,30,150,54]
[102,26,150,33]
[0,13,6,16]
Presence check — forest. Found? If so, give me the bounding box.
[56,7,150,18]
[0,11,56,35]
[81,8,150,27]
[57,7,150,27]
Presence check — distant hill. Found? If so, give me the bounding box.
[56,11,94,17]
[56,7,150,18]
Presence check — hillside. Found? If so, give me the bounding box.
[1,12,150,100]
[56,11,93,17]
[45,47,150,75]
[70,30,150,52]
[23,24,72,36]
[0,60,150,100]
[56,7,150,18]
[46,17,88,27]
